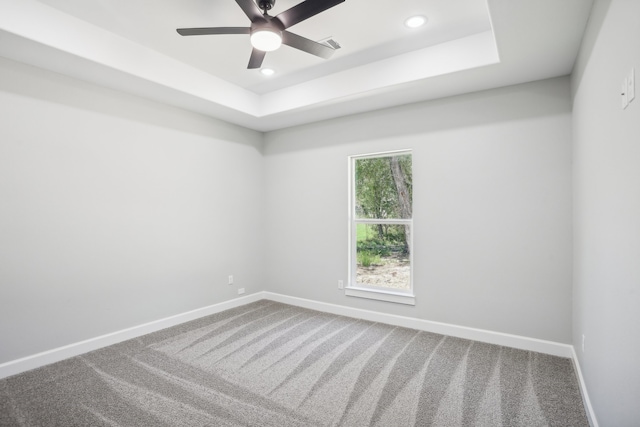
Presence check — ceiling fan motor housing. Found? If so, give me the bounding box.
[257,0,275,12]
[251,15,284,34]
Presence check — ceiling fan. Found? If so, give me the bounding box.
[177,0,345,69]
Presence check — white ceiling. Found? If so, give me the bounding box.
[0,0,593,132]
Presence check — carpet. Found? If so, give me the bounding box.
[0,300,589,426]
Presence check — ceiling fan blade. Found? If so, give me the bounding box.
[248,48,267,69]
[177,27,250,36]
[282,31,335,59]
[275,0,344,29]
[236,0,264,22]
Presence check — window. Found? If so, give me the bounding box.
[347,150,414,305]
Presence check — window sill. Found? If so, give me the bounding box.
[345,286,415,306]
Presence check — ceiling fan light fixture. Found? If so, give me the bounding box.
[177,0,346,69]
[405,15,427,28]
[250,29,282,51]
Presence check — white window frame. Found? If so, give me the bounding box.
[347,150,415,306]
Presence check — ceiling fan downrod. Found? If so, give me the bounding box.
[257,0,275,14]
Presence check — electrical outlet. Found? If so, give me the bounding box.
[238,288,245,295]
[628,68,635,103]
[338,280,344,290]
[228,275,234,285]
[582,334,585,352]
[622,78,629,109]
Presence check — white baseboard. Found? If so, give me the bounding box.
[0,293,263,380]
[0,290,576,381]
[570,347,599,427]
[262,292,574,358]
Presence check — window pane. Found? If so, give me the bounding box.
[356,223,411,291]
[354,154,412,220]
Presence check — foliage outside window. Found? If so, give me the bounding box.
[348,151,413,304]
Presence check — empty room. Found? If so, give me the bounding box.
[0,0,638,426]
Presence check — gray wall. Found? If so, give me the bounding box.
[0,49,577,372]
[264,77,573,343]
[572,0,640,424]
[0,57,265,364]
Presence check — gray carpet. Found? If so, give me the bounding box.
[0,300,589,426]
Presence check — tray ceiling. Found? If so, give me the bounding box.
[0,0,593,131]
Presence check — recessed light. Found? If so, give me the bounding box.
[260,68,275,76]
[405,15,427,29]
